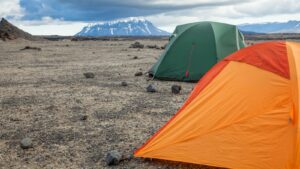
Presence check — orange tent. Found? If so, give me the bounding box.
[135,41,300,169]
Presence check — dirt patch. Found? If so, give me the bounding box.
[0,39,226,168]
[1,96,38,108]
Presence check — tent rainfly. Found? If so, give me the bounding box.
[136,41,300,169]
[149,21,245,81]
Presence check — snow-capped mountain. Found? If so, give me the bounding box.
[76,18,170,36]
[238,20,300,33]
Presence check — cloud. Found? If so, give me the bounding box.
[13,16,86,35]
[234,0,300,17]
[18,16,68,26]
[146,1,300,32]
[19,0,249,21]
[0,0,24,19]
[3,0,300,35]
[18,22,86,36]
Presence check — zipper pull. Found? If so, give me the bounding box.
[185,70,189,77]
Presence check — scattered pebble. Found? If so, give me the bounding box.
[171,85,182,94]
[83,72,95,78]
[9,117,21,121]
[132,56,138,59]
[121,81,128,86]
[80,115,88,121]
[129,42,144,49]
[20,46,41,51]
[124,154,134,161]
[147,84,156,93]
[20,138,33,149]
[134,72,143,76]
[106,150,122,166]
[161,44,167,49]
[147,44,159,49]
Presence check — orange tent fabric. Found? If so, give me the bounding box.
[134,41,300,169]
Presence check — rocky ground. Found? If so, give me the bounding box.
[0,39,226,169]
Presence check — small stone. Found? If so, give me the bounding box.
[83,72,95,78]
[134,72,143,76]
[124,154,134,160]
[121,81,128,86]
[106,150,122,166]
[9,117,21,121]
[20,46,42,51]
[161,44,167,49]
[171,85,182,94]
[80,115,88,121]
[20,138,33,149]
[146,45,158,49]
[129,42,144,48]
[132,56,138,59]
[147,84,156,93]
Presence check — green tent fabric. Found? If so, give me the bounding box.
[150,21,246,81]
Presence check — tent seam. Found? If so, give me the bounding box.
[153,24,197,79]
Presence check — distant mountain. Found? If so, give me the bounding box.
[238,20,300,33]
[76,18,170,36]
[240,30,264,35]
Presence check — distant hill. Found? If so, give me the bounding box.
[0,18,39,41]
[238,20,300,33]
[76,18,170,36]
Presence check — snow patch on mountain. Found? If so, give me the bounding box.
[238,20,300,33]
[76,18,169,36]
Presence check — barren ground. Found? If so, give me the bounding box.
[0,39,227,169]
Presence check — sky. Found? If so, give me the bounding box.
[1,0,300,35]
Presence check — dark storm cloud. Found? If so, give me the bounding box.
[20,0,249,21]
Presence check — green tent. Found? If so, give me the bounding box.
[149,21,246,81]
